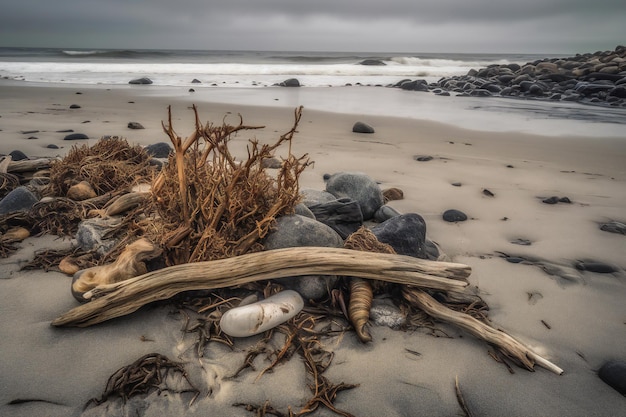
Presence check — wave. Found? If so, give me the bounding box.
[60,49,170,59]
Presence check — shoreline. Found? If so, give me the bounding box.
[1,81,625,416]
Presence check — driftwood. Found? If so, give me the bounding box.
[402,287,563,375]
[53,247,470,327]
[6,158,53,173]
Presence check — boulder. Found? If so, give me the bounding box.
[325,172,384,220]
[308,198,363,239]
[0,186,38,215]
[9,150,28,161]
[263,214,343,300]
[371,213,428,259]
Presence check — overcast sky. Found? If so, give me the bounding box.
[0,0,624,54]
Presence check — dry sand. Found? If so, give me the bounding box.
[1,81,625,417]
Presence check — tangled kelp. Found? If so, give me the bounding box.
[141,105,310,265]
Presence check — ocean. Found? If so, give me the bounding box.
[0,47,550,88]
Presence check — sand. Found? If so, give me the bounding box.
[1,80,625,417]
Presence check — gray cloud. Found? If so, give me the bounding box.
[0,0,623,53]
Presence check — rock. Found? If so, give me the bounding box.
[300,188,337,207]
[325,172,384,220]
[0,186,38,215]
[598,360,626,395]
[47,144,59,149]
[127,122,145,130]
[371,213,428,258]
[442,209,468,222]
[511,238,532,246]
[308,198,363,239]
[63,133,89,140]
[600,220,626,235]
[276,78,300,87]
[128,77,153,85]
[69,104,81,109]
[9,150,28,161]
[374,205,402,223]
[352,121,375,134]
[370,298,406,329]
[145,142,173,158]
[76,217,122,256]
[413,155,433,162]
[66,181,97,201]
[574,260,618,274]
[261,157,282,169]
[294,203,315,219]
[263,214,343,300]
[542,196,560,204]
[382,187,404,202]
[191,78,202,83]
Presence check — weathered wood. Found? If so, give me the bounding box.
[7,158,53,173]
[53,247,470,327]
[402,287,563,375]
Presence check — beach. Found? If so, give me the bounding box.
[1,80,625,417]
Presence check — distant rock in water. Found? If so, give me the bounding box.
[275,78,300,87]
[359,59,386,66]
[352,122,375,134]
[128,77,153,85]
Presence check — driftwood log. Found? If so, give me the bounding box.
[402,287,564,375]
[53,246,470,327]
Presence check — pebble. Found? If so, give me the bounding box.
[442,209,468,222]
[598,360,626,395]
[413,155,433,162]
[599,221,626,235]
[127,122,145,130]
[574,260,618,274]
[352,121,375,134]
[64,133,89,140]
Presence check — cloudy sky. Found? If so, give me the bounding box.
[0,0,624,54]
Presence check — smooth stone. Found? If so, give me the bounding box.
[0,186,39,215]
[76,217,122,256]
[542,196,560,204]
[69,104,81,109]
[600,221,626,235]
[66,181,97,201]
[442,209,468,222]
[263,214,342,300]
[598,360,626,395]
[382,187,404,202]
[370,298,406,329]
[261,157,282,169]
[219,290,304,337]
[352,121,375,134]
[325,172,384,220]
[191,78,202,83]
[127,122,145,130]
[294,203,315,219]
[424,239,441,261]
[511,238,532,246]
[414,155,434,162]
[559,196,572,203]
[574,260,618,274]
[63,133,89,140]
[276,78,300,87]
[308,197,363,239]
[128,77,153,85]
[9,150,28,161]
[300,188,337,207]
[371,213,428,259]
[374,205,402,223]
[145,142,173,158]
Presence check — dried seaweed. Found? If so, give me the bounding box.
[85,353,199,409]
[21,247,96,272]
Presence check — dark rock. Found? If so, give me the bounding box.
[63,133,89,140]
[352,121,375,134]
[598,360,626,395]
[191,78,202,83]
[451,182,462,187]
[46,144,59,149]
[263,214,343,300]
[56,129,74,133]
[0,186,38,215]
[308,198,363,239]
[609,86,626,98]
[374,205,402,223]
[128,77,153,85]
[261,157,282,169]
[442,209,468,222]
[21,130,39,134]
[511,238,532,246]
[188,88,195,92]
[558,196,572,203]
[276,78,300,87]
[127,122,145,130]
[144,142,172,158]
[482,188,495,197]
[414,155,433,162]
[600,220,626,235]
[325,172,384,220]
[359,59,386,66]
[542,196,560,204]
[9,150,28,161]
[371,213,428,258]
[574,260,618,273]
[69,104,81,109]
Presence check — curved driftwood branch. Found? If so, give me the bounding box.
[402,287,563,375]
[52,247,470,327]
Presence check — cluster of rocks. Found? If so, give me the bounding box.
[393,45,626,107]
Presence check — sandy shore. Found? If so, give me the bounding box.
[1,81,625,417]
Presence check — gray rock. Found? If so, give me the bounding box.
[371,213,428,258]
[352,121,375,134]
[263,214,343,300]
[76,217,122,256]
[0,186,38,215]
[300,188,337,207]
[600,220,626,235]
[370,298,406,329]
[374,205,402,223]
[443,209,468,222]
[9,150,28,161]
[308,197,363,239]
[127,122,145,130]
[128,77,153,85]
[145,142,173,158]
[276,78,300,87]
[294,203,315,219]
[64,133,89,140]
[598,360,626,395]
[325,172,384,220]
